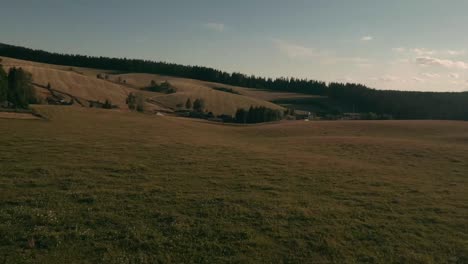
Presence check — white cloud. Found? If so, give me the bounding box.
[415,57,468,69]
[273,39,323,59]
[412,77,425,82]
[272,39,373,68]
[371,75,399,82]
[421,73,440,78]
[449,73,460,79]
[412,48,436,56]
[393,48,466,57]
[446,49,466,56]
[203,23,225,32]
[392,47,406,53]
[361,36,373,41]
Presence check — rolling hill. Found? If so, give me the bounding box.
[3,43,468,120]
[0,56,293,116]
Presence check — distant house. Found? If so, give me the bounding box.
[342,113,362,120]
[295,110,314,120]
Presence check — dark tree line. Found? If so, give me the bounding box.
[0,65,36,109]
[235,106,282,124]
[1,43,467,120]
[327,82,468,120]
[0,43,327,93]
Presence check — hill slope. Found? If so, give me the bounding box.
[1,56,286,115]
[2,43,468,120]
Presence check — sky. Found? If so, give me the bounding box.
[1,0,468,92]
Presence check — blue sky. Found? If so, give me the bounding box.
[1,0,468,91]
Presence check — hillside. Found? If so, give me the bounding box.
[0,56,289,116]
[1,43,468,120]
[1,106,467,263]
[107,73,284,116]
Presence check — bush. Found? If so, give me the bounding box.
[193,98,205,112]
[145,81,176,94]
[126,93,136,110]
[136,93,145,112]
[103,99,113,109]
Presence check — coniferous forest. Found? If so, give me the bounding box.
[1,43,467,120]
[0,64,36,109]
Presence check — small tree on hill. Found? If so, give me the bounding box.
[193,98,205,112]
[136,93,145,112]
[126,93,137,110]
[185,98,192,109]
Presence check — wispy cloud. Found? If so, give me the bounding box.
[412,77,425,82]
[394,47,466,57]
[421,73,440,78]
[446,50,466,56]
[361,36,373,41]
[415,57,468,69]
[412,48,436,56]
[370,75,399,82]
[203,23,225,32]
[323,56,371,66]
[273,39,323,59]
[336,77,355,83]
[449,73,460,79]
[392,47,406,53]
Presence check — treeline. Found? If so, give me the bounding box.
[0,64,36,109]
[327,83,468,120]
[1,43,467,120]
[235,106,283,124]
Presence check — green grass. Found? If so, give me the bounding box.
[0,106,467,263]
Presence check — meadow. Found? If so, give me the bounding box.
[0,106,467,263]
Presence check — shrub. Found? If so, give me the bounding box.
[193,98,205,112]
[185,98,192,109]
[145,81,176,94]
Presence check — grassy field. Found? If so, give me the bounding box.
[1,106,467,263]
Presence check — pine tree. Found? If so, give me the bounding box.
[136,93,145,112]
[7,68,36,108]
[0,65,7,103]
[193,98,205,112]
[126,93,137,110]
[185,98,192,109]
